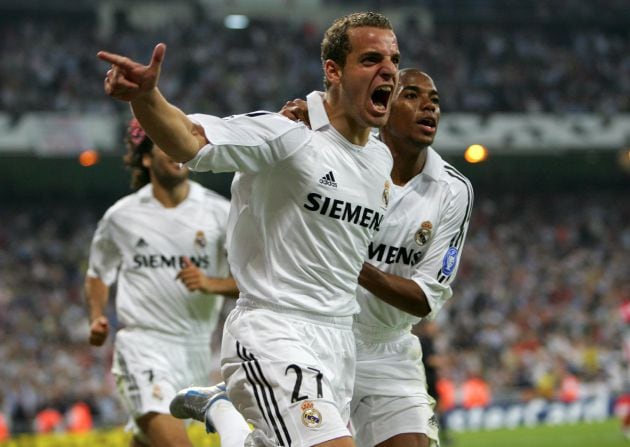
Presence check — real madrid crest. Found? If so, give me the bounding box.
[415,221,433,246]
[195,230,207,248]
[300,401,322,428]
[382,181,391,208]
[152,384,163,400]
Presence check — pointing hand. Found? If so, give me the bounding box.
[97,43,166,102]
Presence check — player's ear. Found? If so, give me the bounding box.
[324,59,342,87]
[141,152,152,169]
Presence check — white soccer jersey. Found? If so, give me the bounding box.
[87,181,230,341]
[187,91,393,317]
[355,147,474,332]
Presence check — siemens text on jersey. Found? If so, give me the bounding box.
[133,254,210,269]
[368,242,423,266]
[303,193,384,231]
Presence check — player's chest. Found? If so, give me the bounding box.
[295,142,390,210]
[114,210,223,254]
[369,188,442,266]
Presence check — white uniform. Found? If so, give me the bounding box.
[352,147,473,447]
[86,181,230,434]
[187,91,393,446]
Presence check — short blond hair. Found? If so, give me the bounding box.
[320,12,393,89]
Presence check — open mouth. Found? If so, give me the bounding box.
[371,85,393,111]
[417,117,437,129]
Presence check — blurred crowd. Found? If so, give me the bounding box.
[1,1,629,117]
[0,204,121,435]
[0,191,628,435]
[434,191,630,407]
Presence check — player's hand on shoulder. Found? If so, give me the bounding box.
[279,98,310,128]
[97,43,166,102]
[89,315,109,346]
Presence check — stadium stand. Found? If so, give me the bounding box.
[1,2,629,116]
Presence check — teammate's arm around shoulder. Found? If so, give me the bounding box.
[279,98,310,128]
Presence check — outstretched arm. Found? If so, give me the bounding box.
[97,43,206,162]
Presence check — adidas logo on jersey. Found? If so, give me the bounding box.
[136,238,148,247]
[319,171,337,188]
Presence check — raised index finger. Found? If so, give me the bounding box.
[97,50,135,69]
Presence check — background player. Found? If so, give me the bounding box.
[84,118,236,447]
[97,11,399,447]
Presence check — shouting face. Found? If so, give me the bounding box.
[326,26,400,130]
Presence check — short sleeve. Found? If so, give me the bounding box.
[86,214,122,286]
[411,180,474,319]
[186,112,311,173]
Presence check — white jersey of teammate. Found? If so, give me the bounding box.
[187,91,393,318]
[351,146,473,447]
[355,146,474,331]
[87,180,231,342]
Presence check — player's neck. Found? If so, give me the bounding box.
[323,95,371,146]
[152,180,190,208]
[388,140,428,186]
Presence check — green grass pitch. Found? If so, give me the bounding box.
[1,419,623,446]
[448,419,624,447]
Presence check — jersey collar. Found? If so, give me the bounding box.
[138,180,202,205]
[421,147,442,181]
[306,91,330,131]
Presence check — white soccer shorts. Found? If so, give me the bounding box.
[221,305,356,447]
[112,328,212,435]
[351,329,440,447]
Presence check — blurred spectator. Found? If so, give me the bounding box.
[415,321,453,444]
[34,408,64,434]
[462,374,492,409]
[615,393,630,439]
[436,377,456,412]
[66,401,93,433]
[0,416,6,442]
[559,372,580,403]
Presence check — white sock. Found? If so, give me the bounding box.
[245,428,278,447]
[207,399,251,447]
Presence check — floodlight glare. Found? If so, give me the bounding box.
[224,15,249,29]
[464,144,489,163]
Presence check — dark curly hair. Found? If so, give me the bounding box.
[320,12,393,89]
[122,118,154,190]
